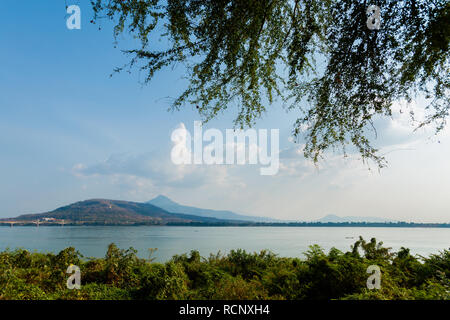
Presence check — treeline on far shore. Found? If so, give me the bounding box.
[0,237,449,300]
[1,221,449,227]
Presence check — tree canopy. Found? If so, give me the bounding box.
[91,0,449,167]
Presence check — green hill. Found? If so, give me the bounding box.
[8,199,240,225]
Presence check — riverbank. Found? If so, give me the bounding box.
[0,237,448,300]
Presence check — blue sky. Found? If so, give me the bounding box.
[0,1,449,222]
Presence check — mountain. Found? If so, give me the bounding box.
[148,195,279,222]
[7,199,240,225]
[3,198,396,226]
[317,214,397,223]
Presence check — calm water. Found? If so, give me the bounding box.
[0,226,449,261]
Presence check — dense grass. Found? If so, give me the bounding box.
[0,237,448,300]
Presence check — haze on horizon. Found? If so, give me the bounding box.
[0,1,449,223]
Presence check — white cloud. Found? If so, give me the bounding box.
[69,103,450,222]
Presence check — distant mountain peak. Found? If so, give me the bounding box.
[149,195,178,206]
[317,214,396,223]
[147,196,279,223]
[151,195,174,201]
[322,214,340,219]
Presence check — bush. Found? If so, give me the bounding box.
[0,238,448,300]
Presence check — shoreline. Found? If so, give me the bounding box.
[1,222,449,228]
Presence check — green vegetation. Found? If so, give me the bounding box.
[91,0,450,167]
[0,237,448,300]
